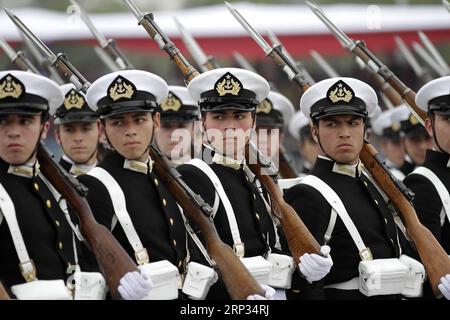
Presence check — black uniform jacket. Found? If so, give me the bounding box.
[284,157,401,300]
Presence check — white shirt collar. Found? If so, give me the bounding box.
[319,155,362,178]
[62,154,97,176]
[123,157,153,174]
[212,152,245,170]
[8,161,39,178]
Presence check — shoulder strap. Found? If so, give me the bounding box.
[87,167,149,265]
[299,175,372,261]
[412,166,450,226]
[0,183,36,281]
[188,158,244,257]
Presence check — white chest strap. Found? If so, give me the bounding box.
[87,167,149,265]
[0,183,36,281]
[188,158,245,257]
[299,175,373,261]
[412,166,450,227]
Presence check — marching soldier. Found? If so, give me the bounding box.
[178,68,332,300]
[404,76,450,300]
[53,84,100,176]
[78,70,186,299]
[154,85,200,166]
[284,77,411,300]
[288,110,318,175]
[392,105,433,176]
[371,108,406,180]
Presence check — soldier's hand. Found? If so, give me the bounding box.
[438,274,450,300]
[299,245,333,283]
[118,271,153,300]
[246,284,276,300]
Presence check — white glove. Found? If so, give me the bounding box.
[299,245,333,283]
[246,284,276,300]
[118,271,153,300]
[438,274,450,300]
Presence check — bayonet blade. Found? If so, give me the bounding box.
[305,1,354,50]
[412,42,447,77]
[173,17,208,69]
[394,36,424,78]
[69,0,108,47]
[443,0,450,14]
[225,2,273,55]
[0,38,18,60]
[4,8,57,61]
[232,51,257,72]
[310,50,340,78]
[122,0,144,21]
[418,30,450,73]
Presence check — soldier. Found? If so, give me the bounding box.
[403,76,450,300]
[53,84,100,176]
[154,85,200,166]
[284,77,412,300]
[391,105,433,176]
[178,68,332,300]
[79,70,186,299]
[371,108,405,180]
[288,110,318,175]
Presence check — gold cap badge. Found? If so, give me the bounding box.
[64,89,84,110]
[0,74,24,100]
[392,121,401,132]
[328,80,353,104]
[108,76,135,101]
[215,72,242,96]
[256,99,273,114]
[161,92,182,112]
[409,113,419,126]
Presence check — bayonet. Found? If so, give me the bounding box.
[5,8,90,92]
[0,37,39,73]
[395,35,433,83]
[418,30,450,74]
[444,0,450,13]
[310,50,339,78]
[232,51,257,73]
[306,1,427,124]
[122,0,198,83]
[68,0,134,70]
[412,41,446,77]
[174,17,219,72]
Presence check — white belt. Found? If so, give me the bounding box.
[324,277,359,290]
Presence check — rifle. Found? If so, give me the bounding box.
[67,0,135,70]
[0,37,39,74]
[5,9,138,299]
[5,9,90,93]
[394,35,434,85]
[0,282,10,300]
[304,1,450,296]
[418,31,450,75]
[412,41,446,77]
[124,0,321,267]
[444,0,450,13]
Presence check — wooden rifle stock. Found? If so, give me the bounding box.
[149,145,263,299]
[246,143,321,264]
[0,282,10,300]
[36,143,137,299]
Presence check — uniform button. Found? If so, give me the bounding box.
[390,238,394,244]
[384,218,388,224]
[55,220,60,227]
[169,218,174,226]
[58,242,63,250]
[374,199,379,206]
[14,168,19,172]
[178,260,182,268]
[363,181,368,187]
[162,199,167,207]
[46,200,52,208]
[253,193,256,200]
[255,213,260,220]
[291,289,300,294]
[34,183,39,191]
[173,239,177,247]
[154,178,159,186]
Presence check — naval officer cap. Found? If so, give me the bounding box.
[256,91,295,129]
[160,86,200,122]
[54,83,97,125]
[391,104,427,138]
[416,76,450,115]
[300,77,377,121]
[86,70,168,118]
[0,70,63,116]
[371,108,402,139]
[289,110,312,141]
[187,67,270,112]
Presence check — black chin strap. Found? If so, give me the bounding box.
[18,123,46,169]
[430,113,450,156]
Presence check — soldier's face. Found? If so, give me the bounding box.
[0,114,49,165]
[312,114,364,165]
[427,114,450,154]
[154,120,194,160]
[103,111,159,161]
[380,138,405,168]
[203,110,254,158]
[56,120,100,165]
[402,134,432,165]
